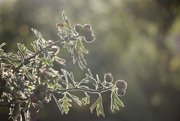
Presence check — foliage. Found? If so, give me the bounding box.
[0,11,127,121]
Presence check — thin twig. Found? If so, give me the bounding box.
[13,40,62,72]
[48,86,112,94]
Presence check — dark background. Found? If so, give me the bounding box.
[1,0,180,121]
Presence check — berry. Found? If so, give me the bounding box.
[117,89,126,96]
[115,80,127,90]
[85,35,95,43]
[74,24,83,34]
[56,22,64,28]
[83,24,91,30]
[104,73,113,83]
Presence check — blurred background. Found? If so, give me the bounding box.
[1,0,180,121]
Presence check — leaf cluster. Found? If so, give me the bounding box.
[0,12,127,121]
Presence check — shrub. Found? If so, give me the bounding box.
[0,11,127,121]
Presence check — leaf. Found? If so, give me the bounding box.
[110,91,124,113]
[90,94,105,117]
[77,39,89,54]
[61,69,76,88]
[53,95,63,113]
[41,57,53,66]
[63,42,71,52]
[17,43,27,52]
[59,94,72,114]
[67,93,82,106]
[82,92,90,105]
[31,28,43,39]
[0,42,6,48]
[54,56,66,65]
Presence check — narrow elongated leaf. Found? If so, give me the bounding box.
[54,56,66,65]
[110,92,124,113]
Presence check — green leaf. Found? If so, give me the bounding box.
[90,94,105,117]
[82,92,90,105]
[77,39,89,54]
[59,94,72,114]
[67,93,82,106]
[0,49,4,56]
[63,42,71,52]
[17,43,27,52]
[41,57,53,66]
[110,91,124,113]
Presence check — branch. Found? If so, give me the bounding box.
[0,103,13,108]
[48,86,112,94]
[13,40,62,72]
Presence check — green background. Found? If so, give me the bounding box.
[1,0,180,121]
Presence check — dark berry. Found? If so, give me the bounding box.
[85,35,95,43]
[115,80,127,90]
[104,73,113,83]
[83,24,91,30]
[74,24,83,34]
[83,29,92,37]
[117,89,126,96]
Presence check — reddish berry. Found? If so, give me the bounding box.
[56,22,64,28]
